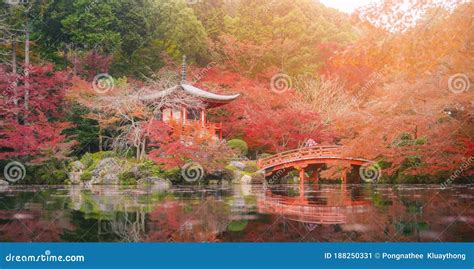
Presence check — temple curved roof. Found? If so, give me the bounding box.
[181,83,240,101]
[140,83,240,107]
[140,55,240,107]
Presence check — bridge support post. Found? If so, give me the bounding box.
[299,168,306,201]
[300,168,306,200]
[299,168,306,185]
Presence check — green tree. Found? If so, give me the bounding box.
[223,0,357,75]
[151,0,209,64]
[61,0,122,54]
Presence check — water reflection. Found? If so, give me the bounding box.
[0,184,472,242]
[257,184,371,224]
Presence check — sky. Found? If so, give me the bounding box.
[318,0,378,14]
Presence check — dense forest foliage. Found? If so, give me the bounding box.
[0,0,472,184]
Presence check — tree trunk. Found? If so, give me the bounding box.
[12,36,18,122]
[98,126,103,151]
[136,144,141,160]
[140,140,146,160]
[24,20,30,114]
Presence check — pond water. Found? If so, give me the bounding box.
[0,184,472,242]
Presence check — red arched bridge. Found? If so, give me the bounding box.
[256,145,373,184]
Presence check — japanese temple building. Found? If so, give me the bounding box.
[144,56,240,139]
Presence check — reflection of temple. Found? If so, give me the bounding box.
[257,184,371,225]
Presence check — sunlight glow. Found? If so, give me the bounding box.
[318,0,378,13]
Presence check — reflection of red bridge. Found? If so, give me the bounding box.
[257,145,372,184]
[257,190,371,224]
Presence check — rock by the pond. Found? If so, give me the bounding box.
[68,160,85,184]
[231,170,241,183]
[250,172,265,184]
[230,161,246,170]
[0,180,9,185]
[90,158,122,185]
[130,164,152,179]
[137,177,171,188]
[68,172,82,184]
[70,161,85,172]
[240,175,252,184]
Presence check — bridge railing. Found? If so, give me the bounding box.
[257,145,343,169]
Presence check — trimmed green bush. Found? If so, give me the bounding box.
[243,161,258,173]
[227,139,248,156]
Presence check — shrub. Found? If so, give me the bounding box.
[118,171,137,185]
[227,139,248,156]
[30,159,68,184]
[257,153,272,159]
[243,161,258,173]
[138,159,163,177]
[227,220,248,232]
[163,167,181,181]
[80,171,92,181]
[80,153,94,168]
[78,151,117,181]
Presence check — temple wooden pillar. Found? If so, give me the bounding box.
[181,107,186,125]
[200,109,205,127]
